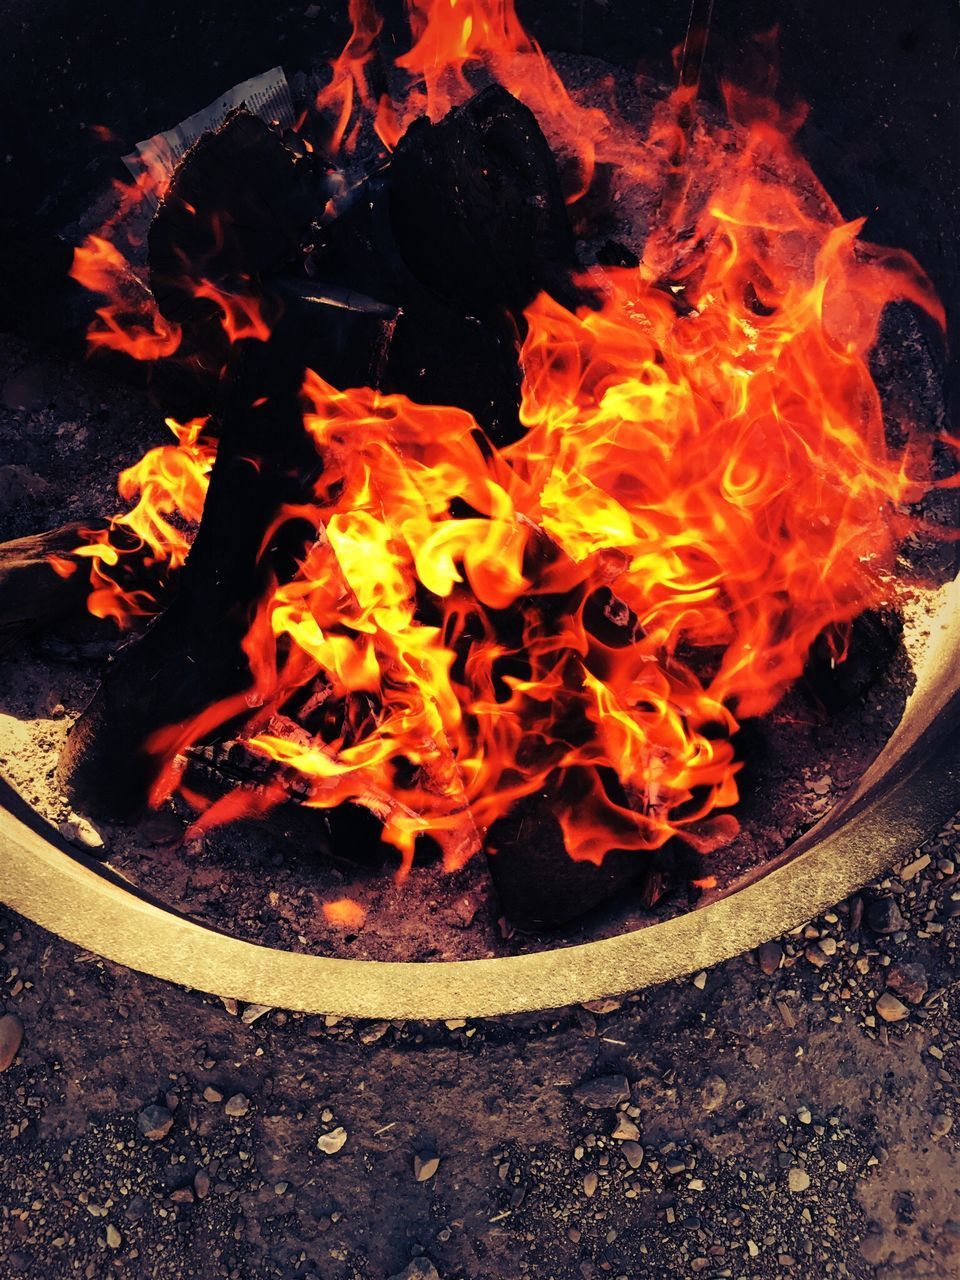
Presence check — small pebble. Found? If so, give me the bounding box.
[59,813,107,853]
[414,1151,440,1182]
[875,993,909,1023]
[573,1074,630,1110]
[317,1127,347,1155]
[0,1013,24,1072]
[932,1113,953,1139]
[865,896,905,935]
[137,1104,174,1142]
[621,1141,644,1170]
[611,1115,640,1141]
[886,961,928,1005]
[757,941,783,975]
[787,1167,811,1193]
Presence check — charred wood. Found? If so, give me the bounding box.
[59,292,397,820]
[307,86,582,446]
[0,521,110,656]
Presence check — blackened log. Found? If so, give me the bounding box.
[0,522,108,656]
[148,110,323,331]
[801,610,905,712]
[387,85,579,314]
[59,289,398,820]
[307,86,583,446]
[484,769,645,929]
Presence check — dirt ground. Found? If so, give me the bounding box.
[1,815,960,1280]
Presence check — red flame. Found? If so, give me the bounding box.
[70,235,182,361]
[72,0,948,880]
[322,897,367,928]
[68,417,217,625]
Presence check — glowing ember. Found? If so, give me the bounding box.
[322,897,368,929]
[67,0,946,880]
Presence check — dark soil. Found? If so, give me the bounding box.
[1,817,960,1279]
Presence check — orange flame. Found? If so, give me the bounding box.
[315,0,387,154]
[77,0,948,882]
[70,235,182,361]
[69,418,217,625]
[322,897,367,928]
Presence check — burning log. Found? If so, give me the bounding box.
[0,522,112,656]
[307,84,583,446]
[147,110,324,371]
[484,772,646,929]
[59,84,581,827]
[59,291,398,819]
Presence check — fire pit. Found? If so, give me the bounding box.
[1,0,957,1016]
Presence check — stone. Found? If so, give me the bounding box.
[105,1224,122,1249]
[932,1113,953,1139]
[621,1142,644,1170]
[240,1004,272,1026]
[138,810,184,847]
[224,1093,250,1118]
[698,1074,727,1114]
[0,1013,24,1072]
[875,993,909,1023]
[387,1261,440,1280]
[414,1152,440,1182]
[572,1074,630,1110]
[864,896,905,934]
[360,1020,391,1043]
[137,1104,174,1141]
[885,961,928,1005]
[59,814,107,854]
[317,1126,347,1155]
[797,1106,812,1125]
[692,971,707,990]
[170,1187,194,1204]
[582,1171,598,1197]
[804,943,829,968]
[787,1167,810,1193]
[202,1086,223,1103]
[757,941,783,975]
[611,1115,640,1141]
[194,1169,210,1199]
[124,1196,148,1223]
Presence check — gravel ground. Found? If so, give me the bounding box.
[1,817,959,1279]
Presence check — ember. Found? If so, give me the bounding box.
[51,0,947,906]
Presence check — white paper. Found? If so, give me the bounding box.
[122,67,296,201]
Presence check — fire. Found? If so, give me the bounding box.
[70,235,182,361]
[69,0,947,879]
[69,418,217,625]
[322,897,367,929]
[315,0,386,154]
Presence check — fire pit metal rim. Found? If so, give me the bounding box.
[1,578,958,1021]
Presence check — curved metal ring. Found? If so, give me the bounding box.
[1,581,957,1020]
